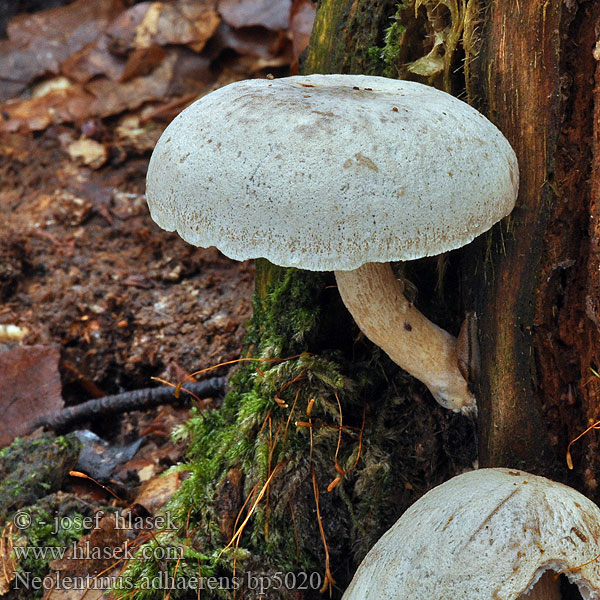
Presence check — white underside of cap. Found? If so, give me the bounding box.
[147,75,519,271]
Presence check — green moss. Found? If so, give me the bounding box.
[364,0,468,92]
[114,259,476,599]
[8,494,94,600]
[368,12,407,75]
[0,434,81,518]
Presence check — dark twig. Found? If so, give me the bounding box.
[32,377,227,432]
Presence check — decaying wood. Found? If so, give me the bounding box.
[464,0,563,474]
[465,1,600,487]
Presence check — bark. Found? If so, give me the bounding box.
[303,0,600,494]
[465,0,600,489]
[463,0,563,475]
[302,0,398,75]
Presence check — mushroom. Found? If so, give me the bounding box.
[343,468,600,600]
[146,74,518,414]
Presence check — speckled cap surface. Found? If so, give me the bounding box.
[343,468,600,600]
[146,74,518,271]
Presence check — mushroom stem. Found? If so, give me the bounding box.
[335,262,475,413]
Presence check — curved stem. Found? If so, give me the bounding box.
[335,262,476,414]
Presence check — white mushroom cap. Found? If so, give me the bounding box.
[146,74,518,271]
[343,468,600,599]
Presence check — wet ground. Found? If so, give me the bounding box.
[0,125,254,416]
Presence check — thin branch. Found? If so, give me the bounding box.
[31,377,227,432]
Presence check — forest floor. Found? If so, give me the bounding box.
[0,1,315,597]
[0,125,254,436]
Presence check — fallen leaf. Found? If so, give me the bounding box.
[64,0,220,85]
[0,345,63,448]
[0,84,94,133]
[0,0,124,101]
[133,471,182,514]
[218,0,292,30]
[119,45,166,82]
[67,138,108,170]
[137,94,198,123]
[213,23,283,59]
[61,35,127,84]
[86,48,212,118]
[106,0,220,54]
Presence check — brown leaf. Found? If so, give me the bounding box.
[61,35,127,84]
[0,83,94,133]
[0,345,63,448]
[86,47,212,118]
[119,45,166,82]
[62,0,220,85]
[218,0,292,31]
[0,0,124,101]
[289,0,316,68]
[133,471,182,514]
[212,23,283,59]
[106,0,220,54]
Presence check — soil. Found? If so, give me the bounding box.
[0,125,254,412]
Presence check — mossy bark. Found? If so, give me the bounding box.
[302,0,398,75]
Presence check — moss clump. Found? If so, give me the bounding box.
[367,13,408,76]
[0,434,81,518]
[9,494,92,600]
[114,266,391,599]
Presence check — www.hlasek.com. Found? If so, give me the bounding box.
[12,539,183,562]
[13,571,324,593]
